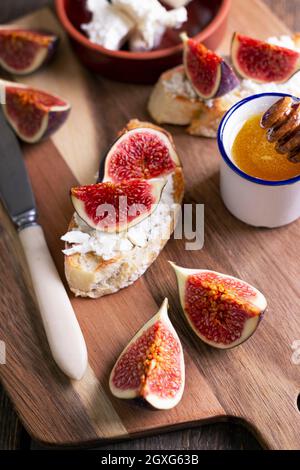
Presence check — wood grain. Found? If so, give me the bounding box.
[0,387,26,450]
[0,0,300,451]
[0,0,52,23]
[264,0,300,31]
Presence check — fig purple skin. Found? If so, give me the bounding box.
[43,108,70,140]
[31,29,60,57]
[182,33,239,100]
[39,32,60,68]
[215,60,240,98]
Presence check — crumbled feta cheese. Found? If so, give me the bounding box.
[112,0,186,27]
[86,0,106,10]
[83,0,187,51]
[267,35,299,51]
[237,75,300,97]
[62,175,175,260]
[127,219,151,247]
[82,0,134,50]
[113,0,187,50]
[61,231,90,244]
[129,22,166,52]
[163,0,192,7]
[163,69,197,99]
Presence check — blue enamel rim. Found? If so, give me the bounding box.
[217,92,300,186]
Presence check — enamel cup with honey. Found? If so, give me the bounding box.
[218,93,300,228]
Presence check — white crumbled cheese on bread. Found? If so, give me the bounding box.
[62,230,133,259]
[163,69,198,99]
[267,35,298,50]
[83,0,187,51]
[62,175,174,260]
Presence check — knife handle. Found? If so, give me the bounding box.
[19,225,88,380]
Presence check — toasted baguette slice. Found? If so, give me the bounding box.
[63,120,184,298]
[148,35,300,138]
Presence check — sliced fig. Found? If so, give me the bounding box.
[231,33,300,83]
[181,33,239,100]
[0,27,59,75]
[1,80,70,143]
[71,179,165,232]
[104,127,180,183]
[170,263,267,349]
[109,298,185,410]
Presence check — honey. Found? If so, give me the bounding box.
[232,114,300,181]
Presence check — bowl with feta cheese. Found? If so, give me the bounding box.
[55,0,231,83]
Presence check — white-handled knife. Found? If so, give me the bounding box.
[0,108,88,380]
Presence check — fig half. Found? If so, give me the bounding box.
[71,178,165,232]
[231,33,300,83]
[109,298,185,410]
[104,126,180,183]
[181,33,239,100]
[170,263,267,349]
[0,27,59,75]
[1,80,71,143]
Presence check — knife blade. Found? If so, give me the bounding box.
[0,108,87,380]
[0,108,36,227]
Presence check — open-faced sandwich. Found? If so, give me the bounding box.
[61,120,184,298]
[148,33,300,137]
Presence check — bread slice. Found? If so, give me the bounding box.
[62,120,184,298]
[148,35,300,138]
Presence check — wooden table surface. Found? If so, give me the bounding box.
[0,0,298,451]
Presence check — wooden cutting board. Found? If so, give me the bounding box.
[0,0,299,449]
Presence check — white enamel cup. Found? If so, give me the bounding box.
[218,92,300,228]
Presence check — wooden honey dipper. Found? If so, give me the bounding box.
[260,97,300,163]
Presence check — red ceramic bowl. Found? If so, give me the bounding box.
[55,0,231,84]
